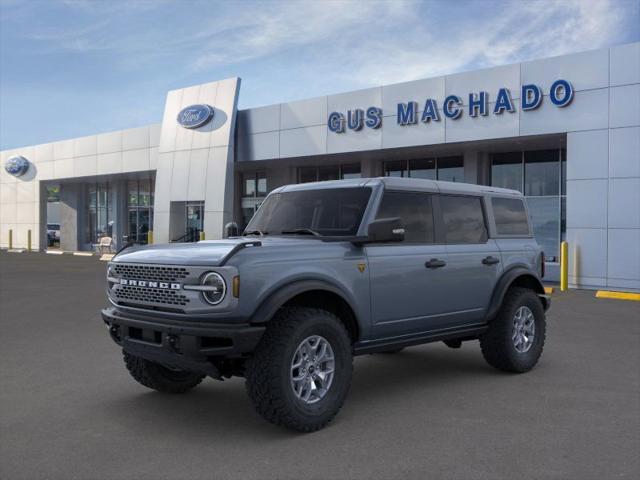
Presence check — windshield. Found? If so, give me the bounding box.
[245,187,372,237]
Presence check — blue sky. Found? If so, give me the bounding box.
[1,0,639,149]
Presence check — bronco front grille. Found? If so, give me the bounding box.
[113,264,189,283]
[114,285,190,307]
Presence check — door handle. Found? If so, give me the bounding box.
[482,256,500,265]
[425,258,446,269]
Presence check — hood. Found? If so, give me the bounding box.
[112,236,328,266]
[113,238,258,266]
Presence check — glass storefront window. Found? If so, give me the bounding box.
[318,165,340,182]
[384,157,463,181]
[242,172,267,196]
[127,178,155,244]
[491,152,523,192]
[298,164,361,183]
[409,159,436,180]
[341,164,362,179]
[86,182,113,244]
[526,197,560,262]
[525,150,560,196]
[437,156,464,182]
[384,161,407,177]
[491,148,566,260]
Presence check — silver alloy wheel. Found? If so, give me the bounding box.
[512,306,536,353]
[290,335,335,404]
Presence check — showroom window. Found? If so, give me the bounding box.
[384,156,464,182]
[241,172,267,230]
[490,149,566,261]
[86,182,113,245]
[127,178,154,244]
[297,163,361,183]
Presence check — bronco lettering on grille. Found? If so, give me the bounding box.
[119,279,181,290]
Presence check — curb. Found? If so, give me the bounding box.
[595,291,640,302]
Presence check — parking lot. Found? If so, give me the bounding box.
[0,251,638,480]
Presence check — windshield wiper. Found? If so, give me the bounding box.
[243,229,267,236]
[281,228,321,237]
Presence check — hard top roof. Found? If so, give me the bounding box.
[275,177,521,196]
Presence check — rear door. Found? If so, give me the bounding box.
[438,194,502,324]
[366,190,452,337]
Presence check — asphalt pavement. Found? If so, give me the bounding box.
[0,251,638,480]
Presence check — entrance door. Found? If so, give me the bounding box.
[186,202,204,242]
[366,191,452,337]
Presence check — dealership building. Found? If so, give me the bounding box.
[1,42,639,291]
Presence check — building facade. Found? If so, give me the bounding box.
[1,43,639,291]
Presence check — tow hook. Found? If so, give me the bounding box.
[167,334,179,352]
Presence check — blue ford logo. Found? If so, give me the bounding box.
[5,156,30,177]
[176,104,214,129]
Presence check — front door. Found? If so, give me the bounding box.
[366,191,452,337]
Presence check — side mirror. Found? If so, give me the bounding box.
[363,217,405,243]
[224,222,239,238]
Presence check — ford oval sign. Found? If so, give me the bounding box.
[5,156,30,177]
[176,104,214,129]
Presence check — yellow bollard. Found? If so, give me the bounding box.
[8,229,12,249]
[28,229,32,251]
[147,230,153,244]
[199,231,205,241]
[560,241,568,292]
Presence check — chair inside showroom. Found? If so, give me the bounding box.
[94,236,113,254]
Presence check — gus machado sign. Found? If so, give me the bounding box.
[328,79,573,133]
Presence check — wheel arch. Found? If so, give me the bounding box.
[485,267,547,322]
[249,280,361,343]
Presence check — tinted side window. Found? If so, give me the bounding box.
[376,192,434,243]
[440,195,487,244]
[492,197,530,235]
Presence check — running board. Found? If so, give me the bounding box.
[353,324,488,355]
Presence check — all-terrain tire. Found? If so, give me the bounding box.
[480,287,546,373]
[123,350,205,393]
[245,307,353,432]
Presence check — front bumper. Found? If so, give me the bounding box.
[101,307,265,377]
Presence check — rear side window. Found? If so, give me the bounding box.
[376,191,435,243]
[440,195,487,244]
[492,197,530,236]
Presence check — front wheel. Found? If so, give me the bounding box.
[245,307,353,432]
[479,287,546,373]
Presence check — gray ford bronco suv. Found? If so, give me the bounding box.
[102,177,550,432]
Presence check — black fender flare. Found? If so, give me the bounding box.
[249,279,360,327]
[485,267,547,322]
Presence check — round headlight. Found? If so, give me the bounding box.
[201,272,226,305]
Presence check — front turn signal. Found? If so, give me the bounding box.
[232,276,240,298]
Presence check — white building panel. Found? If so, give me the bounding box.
[609,127,640,178]
[519,88,609,136]
[521,48,610,92]
[609,84,640,128]
[566,179,608,228]
[610,43,640,86]
[566,130,609,180]
[446,64,521,102]
[281,97,327,130]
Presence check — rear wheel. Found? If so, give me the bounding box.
[245,307,353,432]
[123,350,205,393]
[479,287,546,373]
